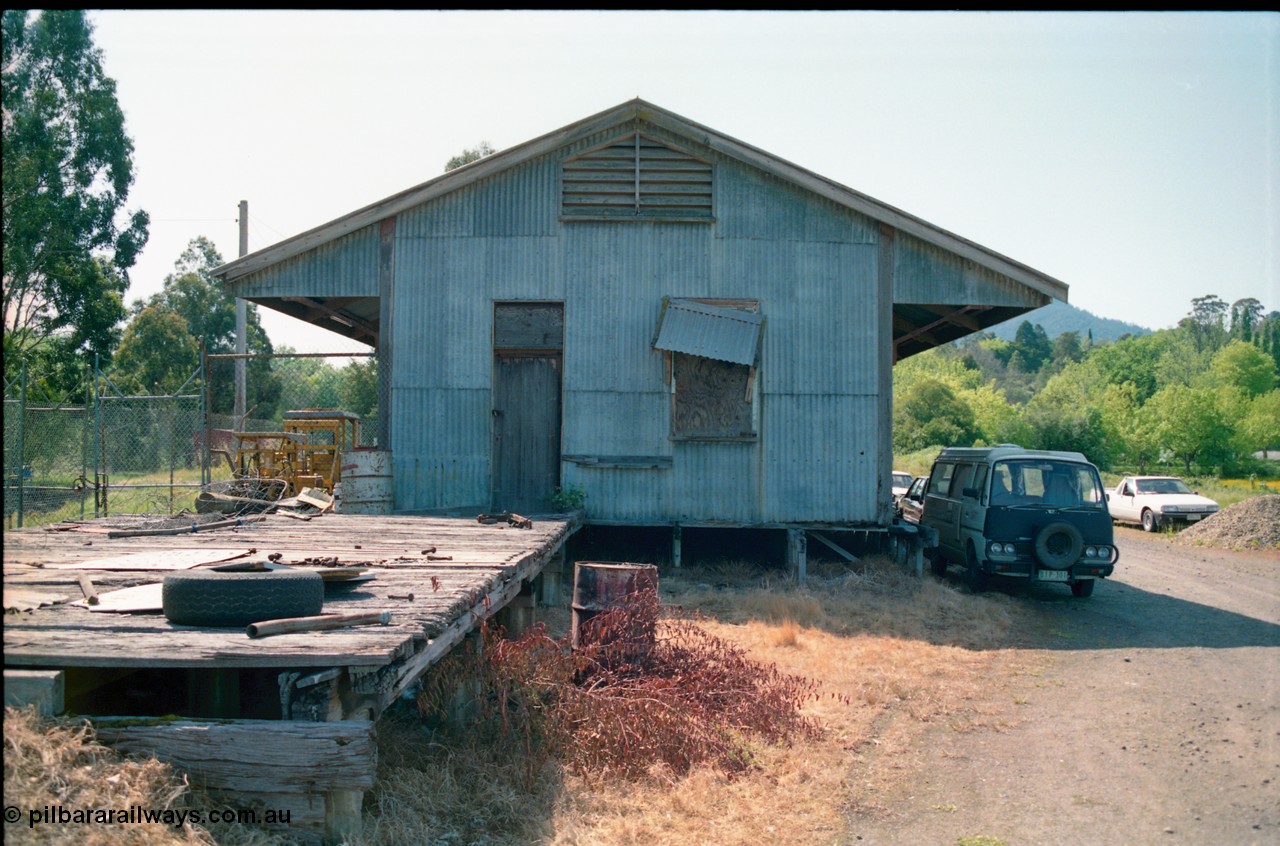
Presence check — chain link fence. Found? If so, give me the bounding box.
[4,351,380,528]
[4,361,93,527]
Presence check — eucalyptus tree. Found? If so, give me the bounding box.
[2,10,149,368]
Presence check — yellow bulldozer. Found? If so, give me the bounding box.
[203,410,362,510]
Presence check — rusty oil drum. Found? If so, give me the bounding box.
[570,561,660,651]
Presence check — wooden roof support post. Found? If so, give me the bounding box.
[788,528,807,586]
[377,217,396,452]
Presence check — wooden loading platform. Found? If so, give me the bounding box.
[3,511,581,843]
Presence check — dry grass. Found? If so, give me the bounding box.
[2,707,293,846]
[354,554,1031,846]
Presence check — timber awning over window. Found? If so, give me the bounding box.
[652,298,762,366]
[562,132,713,220]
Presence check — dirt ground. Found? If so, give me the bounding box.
[844,526,1280,846]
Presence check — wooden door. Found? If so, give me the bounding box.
[492,304,563,513]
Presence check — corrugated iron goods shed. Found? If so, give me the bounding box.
[213,98,1064,529]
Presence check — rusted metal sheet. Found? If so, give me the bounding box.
[653,298,762,366]
[570,561,659,651]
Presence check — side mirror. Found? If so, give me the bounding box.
[1105,493,1111,501]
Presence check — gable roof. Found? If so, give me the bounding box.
[212,98,1067,305]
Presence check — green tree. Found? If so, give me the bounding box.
[2,10,149,365]
[1182,294,1228,353]
[271,349,342,411]
[1021,363,1108,464]
[1211,339,1277,397]
[1258,311,1280,372]
[1229,297,1264,343]
[1145,385,1231,474]
[892,346,981,396]
[445,141,496,172]
[139,237,280,416]
[111,306,200,394]
[1089,331,1178,403]
[1050,330,1085,369]
[1097,381,1159,473]
[893,377,978,453]
[1153,330,1213,391]
[339,357,378,420]
[1009,320,1052,373]
[1237,390,1280,459]
[961,383,1032,447]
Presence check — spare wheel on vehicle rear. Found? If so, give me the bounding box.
[163,568,324,627]
[1034,521,1083,570]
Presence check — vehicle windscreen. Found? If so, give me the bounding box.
[989,460,1105,508]
[893,473,912,488]
[1135,478,1193,495]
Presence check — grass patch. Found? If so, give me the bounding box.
[2,706,293,846]
[357,556,1029,846]
[10,466,230,529]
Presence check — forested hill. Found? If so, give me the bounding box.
[988,301,1151,343]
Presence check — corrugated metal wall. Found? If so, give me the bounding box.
[241,123,892,525]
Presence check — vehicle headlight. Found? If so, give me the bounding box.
[1085,546,1098,559]
[1161,505,1179,514]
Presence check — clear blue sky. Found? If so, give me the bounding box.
[88,10,1278,353]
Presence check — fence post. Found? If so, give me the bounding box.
[93,354,103,518]
[81,362,91,520]
[201,345,210,488]
[17,359,26,528]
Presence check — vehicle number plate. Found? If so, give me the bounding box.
[1038,570,1069,582]
[1186,514,1201,521]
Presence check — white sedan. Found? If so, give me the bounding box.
[1106,475,1220,532]
[892,471,913,502]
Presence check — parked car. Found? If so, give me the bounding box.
[920,445,1117,598]
[1106,476,1219,532]
[891,470,913,505]
[897,475,928,525]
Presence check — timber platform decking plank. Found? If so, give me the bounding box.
[43,548,255,570]
[3,512,578,671]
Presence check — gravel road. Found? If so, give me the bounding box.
[846,527,1280,846]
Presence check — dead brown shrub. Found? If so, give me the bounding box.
[417,588,822,785]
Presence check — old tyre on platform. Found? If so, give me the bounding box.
[162,568,324,627]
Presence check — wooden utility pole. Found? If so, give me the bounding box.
[235,201,248,430]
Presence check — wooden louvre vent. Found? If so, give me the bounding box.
[562,132,713,220]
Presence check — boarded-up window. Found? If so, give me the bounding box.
[655,298,761,441]
[671,354,755,440]
[562,132,713,221]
